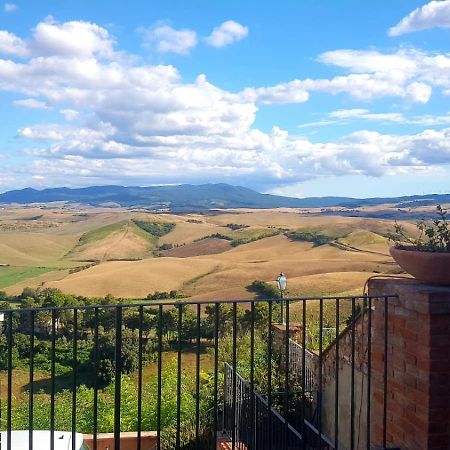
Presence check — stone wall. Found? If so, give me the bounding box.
[321,308,371,449]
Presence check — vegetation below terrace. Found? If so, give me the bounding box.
[0,286,331,447]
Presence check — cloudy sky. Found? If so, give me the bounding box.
[1,0,450,197]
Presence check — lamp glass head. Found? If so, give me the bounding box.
[277,273,287,291]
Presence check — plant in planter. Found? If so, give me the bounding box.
[388,205,450,285]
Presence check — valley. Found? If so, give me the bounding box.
[0,202,433,300]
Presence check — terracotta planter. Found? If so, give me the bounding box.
[390,246,450,285]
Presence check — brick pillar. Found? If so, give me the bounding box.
[271,322,302,353]
[369,278,450,450]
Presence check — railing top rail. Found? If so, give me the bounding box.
[0,294,399,314]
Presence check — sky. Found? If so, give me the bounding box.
[1,0,450,198]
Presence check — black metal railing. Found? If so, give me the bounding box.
[0,295,396,450]
[223,363,335,450]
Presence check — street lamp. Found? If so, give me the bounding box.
[277,272,287,324]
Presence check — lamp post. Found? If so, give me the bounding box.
[277,272,287,324]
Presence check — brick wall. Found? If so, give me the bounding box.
[83,432,157,450]
[369,278,450,450]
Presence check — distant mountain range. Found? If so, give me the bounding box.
[0,183,449,211]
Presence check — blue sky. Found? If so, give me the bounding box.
[1,0,450,197]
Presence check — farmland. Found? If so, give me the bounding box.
[0,202,430,301]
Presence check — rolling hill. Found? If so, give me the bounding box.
[2,183,449,211]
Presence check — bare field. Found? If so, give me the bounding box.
[46,257,220,298]
[0,204,413,299]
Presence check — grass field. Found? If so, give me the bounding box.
[0,204,418,299]
[0,266,54,289]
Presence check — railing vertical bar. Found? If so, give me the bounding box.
[250,302,255,450]
[29,310,35,450]
[93,308,99,450]
[301,299,306,450]
[366,296,372,450]
[157,305,163,450]
[7,312,13,450]
[137,306,144,450]
[283,298,290,450]
[114,306,123,450]
[350,298,356,450]
[334,298,340,450]
[176,305,183,450]
[223,364,228,439]
[232,302,237,449]
[383,296,388,449]
[50,310,56,450]
[213,303,219,448]
[255,395,259,449]
[268,300,273,449]
[72,309,78,450]
[318,298,323,450]
[195,303,201,448]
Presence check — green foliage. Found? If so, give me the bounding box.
[158,243,173,250]
[147,290,180,300]
[201,233,233,241]
[200,228,280,247]
[228,228,280,247]
[1,360,207,446]
[248,280,281,299]
[389,205,450,252]
[90,328,156,384]
[132,220,175,237]
[216,332,275,393]
[225,223,249,230]
[69,262,99,274]
[286,230,334,246]
[0,285,324,447]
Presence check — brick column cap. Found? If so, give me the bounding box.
[368,277,450,314]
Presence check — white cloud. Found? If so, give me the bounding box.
[245,48,450,105]
[319,49,417,73]
[60,109,80,121]
[242,80,310,104]
[405,81,433,103]
[18,122,115,143]
[330,109,405,122]
[13,98,49,109]
[204,20,248,48]
[19,125,450,189]
[0,30,28,56]
[2,18,450,190]
[142,24,197,55]
[30,18,115,58]
[389,0,450,36]
[243,73,428,105]
[3,3,16,12]
[299,109,450,128]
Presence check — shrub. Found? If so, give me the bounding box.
[225,223,249,230]
[132,220,175,237]
[248,280,280,299]
[389,205,450,252]
[286,230,334,246]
